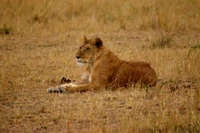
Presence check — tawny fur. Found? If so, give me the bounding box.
[48,36,157,93]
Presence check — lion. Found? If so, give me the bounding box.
[48,36,157,93]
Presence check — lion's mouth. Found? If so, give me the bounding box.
[76,59,87,64]
[76,59,87,67]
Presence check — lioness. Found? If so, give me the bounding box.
[48,36,157,93]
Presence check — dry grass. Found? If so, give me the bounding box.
[0,0,200,133]
[1,0,200,34]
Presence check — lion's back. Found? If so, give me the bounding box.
[109,60,157,88]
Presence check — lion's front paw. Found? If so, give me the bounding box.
[47,87,54,93]
[47,87,63,93]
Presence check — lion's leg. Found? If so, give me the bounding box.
[48,82,104,93]
[48,73,90,93]
[66,83,107,93]
[47,82,81,93]
[66,84,92,92]
[47,78,91,93]
[47,85,64,93]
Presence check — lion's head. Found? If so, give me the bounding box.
[76,36,103,66]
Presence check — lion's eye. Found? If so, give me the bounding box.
[85,47,90,51]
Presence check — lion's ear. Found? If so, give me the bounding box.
[82,36,87,44]
[94,38,103,48]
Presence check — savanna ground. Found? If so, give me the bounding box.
[0,0,200,132]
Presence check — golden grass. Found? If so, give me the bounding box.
[0,0,200,132]
[0,0,200,34]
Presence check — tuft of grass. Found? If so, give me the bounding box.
[151,33,175,48]
[188,42,200,56]
[150,19,175,48]
[0,24,12,35]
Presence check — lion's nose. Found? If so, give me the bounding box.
[76,56,81,59]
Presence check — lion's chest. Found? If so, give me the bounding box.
[89,75,92,83]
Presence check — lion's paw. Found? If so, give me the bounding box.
[47,87,63,93]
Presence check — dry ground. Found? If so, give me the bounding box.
[0,0,200,133]
[0,31,200,133]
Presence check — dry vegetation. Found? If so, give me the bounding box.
[0,0,200,132]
